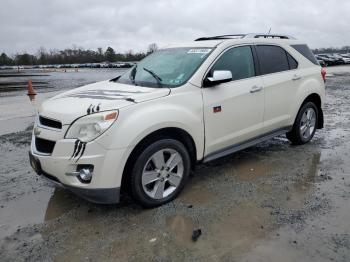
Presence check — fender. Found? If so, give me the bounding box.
[96,87,205,161]
[290,74,325,125]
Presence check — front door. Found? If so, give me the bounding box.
[202,45,265,156]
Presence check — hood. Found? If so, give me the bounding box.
[39,80,171,124]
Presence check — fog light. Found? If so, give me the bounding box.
[79,169,92,181]
[76,165,94,183]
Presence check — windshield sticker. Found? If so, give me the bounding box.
[176,73,185,79]
[187,49,211,54]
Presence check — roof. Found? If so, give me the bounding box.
[161,33,302,50]
[162,40,223,49]
[195,33,296,41]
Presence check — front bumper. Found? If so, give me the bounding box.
[29,151,120,204]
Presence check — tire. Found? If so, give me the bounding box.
[130,138,191,208]
[286,102,318,145]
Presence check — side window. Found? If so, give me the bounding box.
[256,45,289,75]
[287,53,298,69]
[210,46,255,81]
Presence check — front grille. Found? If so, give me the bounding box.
[35,137,56,154]
[39,116,62,129]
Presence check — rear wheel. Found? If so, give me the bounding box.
[286,102,318,145]
[130,139,191,208]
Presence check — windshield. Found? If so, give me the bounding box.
[116,47,212,88]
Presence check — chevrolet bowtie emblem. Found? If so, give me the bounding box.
[34,127,41,136]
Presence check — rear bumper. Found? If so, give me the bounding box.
[29,151,120,204]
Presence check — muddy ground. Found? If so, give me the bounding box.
[0,68,350,261]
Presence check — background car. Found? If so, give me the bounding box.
[327,54,345,64]
[316,57,326,67]
[337,54,350,64]
[316,54,337,66]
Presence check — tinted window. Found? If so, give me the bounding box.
[291,44,319,65]
[256,45,289,75]
[211,46,255,81]
[287,53,298,69]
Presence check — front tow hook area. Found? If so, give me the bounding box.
[29,151,42,176]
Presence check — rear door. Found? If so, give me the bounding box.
[255,45,299,132]
[202,45,265,156]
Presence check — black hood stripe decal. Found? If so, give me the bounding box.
[60,89,150,101]
[68,95,134,100]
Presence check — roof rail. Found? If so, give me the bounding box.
[195,33,296,41]
[195,34,246,41]
[245,33,296,39]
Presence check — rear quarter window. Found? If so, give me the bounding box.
[291,44,319,65]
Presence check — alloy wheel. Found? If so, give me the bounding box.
[300,107,317,140]
[141,148,184,200]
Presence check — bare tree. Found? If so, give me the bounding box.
[147,43,158,54]
[37,47,47,64]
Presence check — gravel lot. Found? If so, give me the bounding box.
[0,67,350,261]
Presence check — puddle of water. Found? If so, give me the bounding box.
[0,187,78,239]
[284,153,321,210]
[177,181,215,205]
[162,206,275,261]
[166,214,195,244]
[0,116,34,136]
[0,91,59,135]
[233,157,271,181]
[241,188,350,262]
[0,69,125,135]
[108,237,143,261]
[0,189,53,238]
[209,206,271,248]
[240,227,314,262]
[44,188,78,221]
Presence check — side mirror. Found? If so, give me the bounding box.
[204,70,232,87]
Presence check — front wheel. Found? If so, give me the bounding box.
[130,139,191,208]
[286,102,318,145]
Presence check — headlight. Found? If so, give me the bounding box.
[65,111,118,142]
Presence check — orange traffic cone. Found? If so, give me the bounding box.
[27,80,37,101]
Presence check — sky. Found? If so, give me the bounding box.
[0,0,349,55]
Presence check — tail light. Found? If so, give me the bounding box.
[321,68,326,83]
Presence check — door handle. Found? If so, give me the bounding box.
[292,74,302,81]
[250,86,263,93]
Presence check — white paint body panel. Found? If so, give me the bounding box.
[202,77,264,155]
[30,37,325,195]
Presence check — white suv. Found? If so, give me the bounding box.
[29,34,325,207]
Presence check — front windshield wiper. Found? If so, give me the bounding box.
[143,67,163,87]
[129,65,137,85]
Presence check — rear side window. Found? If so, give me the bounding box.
[291,44,319,65]
[256,45,290,75]
[210,46,255,81]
